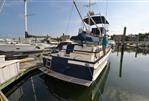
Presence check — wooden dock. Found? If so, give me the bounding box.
[0,58,40,90]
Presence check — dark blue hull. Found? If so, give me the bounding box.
[43,56,94,81]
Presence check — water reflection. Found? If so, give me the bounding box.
[8,86,24,101]
[40,63,110,101]
[125,46,149,55]
[4,63,110,101]
[106,46,149,101]
[3,47,149,101]
[114,44,125,78]
[115,44,149,78]
[135,48,138,58]
[2,70,40,101]
[119,45,125,78]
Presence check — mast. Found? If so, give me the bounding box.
[24,0,28,38]
[89,0,91,12]
[88,0,91,26]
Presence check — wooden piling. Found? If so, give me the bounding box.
[122,27,127,46]
[119,27,127,77]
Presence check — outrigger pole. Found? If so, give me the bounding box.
[88,14,102,36]
[73,0,102,36]
[73,0,88,31]
[87,0,102,36]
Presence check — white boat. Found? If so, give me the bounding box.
[0,39,58,53]
[0,43,43,53]
[35,42,58,50]
[0,0,58,53]
[0,0,57,53]
[40,0,111,87]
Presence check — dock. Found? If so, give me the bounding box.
[0,56,41,90]
[0,55,41,101]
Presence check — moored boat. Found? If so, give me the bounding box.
[40,0,112,87]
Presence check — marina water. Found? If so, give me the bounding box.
[2,47,149,101]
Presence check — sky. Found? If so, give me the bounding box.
[0,0,149,38]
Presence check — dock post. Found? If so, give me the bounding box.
[117,39,120,56]
[122,27,126,46]
[119,27,127,77]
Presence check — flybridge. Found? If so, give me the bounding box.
[83,15,109,25]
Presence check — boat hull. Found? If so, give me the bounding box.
[41,49,111,87]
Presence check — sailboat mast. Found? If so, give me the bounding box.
[24,0,28,38]
[89,0,91,11]
[88,0,91,25]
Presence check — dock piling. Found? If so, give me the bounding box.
[119,27,127,78]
